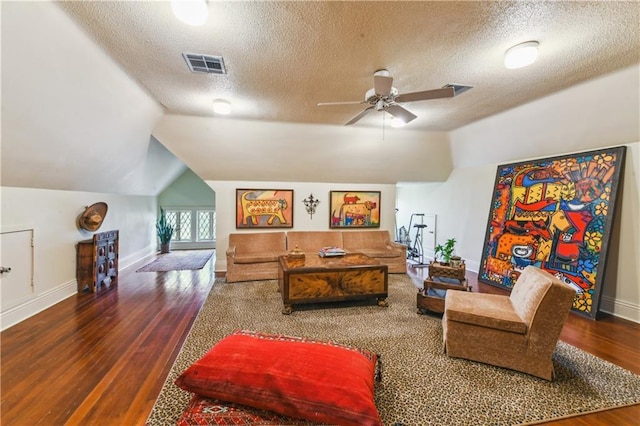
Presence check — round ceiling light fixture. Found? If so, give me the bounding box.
[171,0,209,26]
[212,99,232,115]
[504,41,539,69]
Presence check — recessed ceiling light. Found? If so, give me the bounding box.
[213,99,231,115]
[504,41,539,69]
[171,0,208,26]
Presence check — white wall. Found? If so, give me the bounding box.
[207,181,397,273]
[397,165,495,270]
[0,3,188,195]
[0,187,158,330]
[398,65,640,321]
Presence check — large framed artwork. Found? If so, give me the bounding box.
[329,191,381,228]
[478,146,626,319]
[236,189,294,229]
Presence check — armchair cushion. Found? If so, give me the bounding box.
[445,291,527,334]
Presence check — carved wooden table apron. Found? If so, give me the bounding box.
[277,253,389,315]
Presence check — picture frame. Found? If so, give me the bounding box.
[329,191,381,228]
[478,146,626,319]
[235,189,294,229]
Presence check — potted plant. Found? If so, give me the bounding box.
[156,208,174,254]
[435,238,456,265]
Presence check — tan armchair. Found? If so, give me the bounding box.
[442,266,576,380]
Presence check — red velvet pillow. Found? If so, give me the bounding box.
[175,330,382,426]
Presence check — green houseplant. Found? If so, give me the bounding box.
[156,208,174,254]
[435,238,456,265]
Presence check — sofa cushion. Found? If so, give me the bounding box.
[287,231,343,254]
[445,291,527,334]
[233,254,281,264]
[355,248,401,259]
[229,232,287,256]
[342,230,390,251]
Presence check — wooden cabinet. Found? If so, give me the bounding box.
[77,230,119,293]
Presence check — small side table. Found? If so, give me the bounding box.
[417,261,470,314]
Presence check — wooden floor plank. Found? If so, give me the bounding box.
[1,255,638,425]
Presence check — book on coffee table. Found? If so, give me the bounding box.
[318,247,346,257]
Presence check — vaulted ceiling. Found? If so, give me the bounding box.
[1,1,638,194]
[59,1,639,131]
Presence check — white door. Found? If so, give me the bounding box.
[1,229,34,311]
[423,214,437,258]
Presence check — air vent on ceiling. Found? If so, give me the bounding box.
[182,53,226,74]
[443,84,473,96]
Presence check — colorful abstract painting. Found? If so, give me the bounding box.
[478,147,626,319]
[236,189,294,228]
[329,191,381,228]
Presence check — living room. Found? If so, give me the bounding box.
[1,2,639,425]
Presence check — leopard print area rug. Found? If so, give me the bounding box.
[146,275,640,425]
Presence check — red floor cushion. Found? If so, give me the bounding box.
[175,330,382,426]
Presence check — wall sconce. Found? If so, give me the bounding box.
[302,194,320,219]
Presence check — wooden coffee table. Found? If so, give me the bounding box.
[277,253,388,314]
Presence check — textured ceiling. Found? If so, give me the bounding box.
[58,1,639,132]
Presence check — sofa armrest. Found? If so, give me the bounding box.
[226,245,237,258]
[387,241,407,251]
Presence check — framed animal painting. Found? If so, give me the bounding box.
[478,146,626,319]
[236,189,294,228]
[329,191,381,228]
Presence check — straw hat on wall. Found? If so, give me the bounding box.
[78,202,108,232]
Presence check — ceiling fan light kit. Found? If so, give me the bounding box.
[318,70,464,127]
[171,0,208,26]
[504,41,539,69]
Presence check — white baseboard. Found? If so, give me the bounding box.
[119,245,157,270]
[599,295,640,323]
[1,246,158,331]
[1,279,77,331]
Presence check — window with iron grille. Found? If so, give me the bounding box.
[165,209,215,243]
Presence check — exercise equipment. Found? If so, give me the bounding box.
[402,213,429,268]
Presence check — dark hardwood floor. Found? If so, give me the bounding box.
[1,254,638,425]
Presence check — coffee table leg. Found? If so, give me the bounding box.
[377,298,389,307]
[282,304,293,315]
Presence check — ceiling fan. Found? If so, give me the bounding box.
[317,69,460,126]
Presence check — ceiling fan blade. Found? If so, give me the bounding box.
[345,105,375,125]
[395,86,455,103]
[374,75,393,96]
[386,104,417,124]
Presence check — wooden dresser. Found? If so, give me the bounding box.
[77,230,119,293]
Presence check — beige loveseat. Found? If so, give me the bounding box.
[226,230,406,282]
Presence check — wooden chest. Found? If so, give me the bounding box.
[77,230,119,293]
[278,253,388,314]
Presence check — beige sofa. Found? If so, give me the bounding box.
[226,229,406,282]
